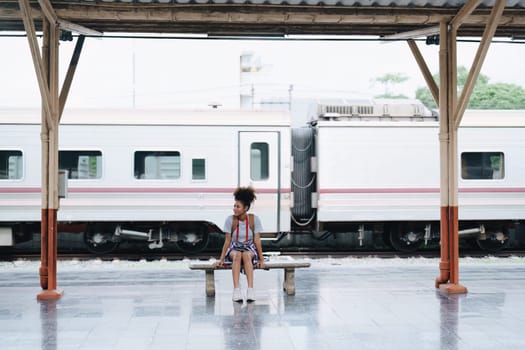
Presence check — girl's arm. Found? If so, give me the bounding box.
[254,232,265,268]
[216,233,232,267]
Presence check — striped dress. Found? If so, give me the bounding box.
[223,214,263,265]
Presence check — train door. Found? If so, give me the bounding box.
[238,131,281,232]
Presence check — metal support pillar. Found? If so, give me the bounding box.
[18,0,86,300]
[39,20,63,301]
[18,0,87,299]
[434,0,504,293]
[404,0,504,293]
[435,22,467,294]
[39,20,50,291]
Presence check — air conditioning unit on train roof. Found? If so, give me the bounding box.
[377,98,434,118]
[316,98,373,117]
[315,98,435,121]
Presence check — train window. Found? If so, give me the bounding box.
[250,142,269,181]
[192,158,206,180]
[461,152,504,180]
[134,151,181,179]
[0,150,23,180]
[59,151,102,179]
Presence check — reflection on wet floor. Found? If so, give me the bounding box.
[1,259,525,349]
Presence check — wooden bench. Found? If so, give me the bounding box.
[189,259,311,297]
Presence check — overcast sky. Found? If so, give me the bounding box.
[1,35,524,110]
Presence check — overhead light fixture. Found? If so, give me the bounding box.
[382,26,440,41]
[207,32,285,39]
[426,35,440,45]
[59,30,73,41]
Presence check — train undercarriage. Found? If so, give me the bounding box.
[3,219,519,255]
[82,222,213,254]
[52,222,525,254]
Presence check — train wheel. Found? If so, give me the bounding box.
[476,228,509,252]
[389,224,424,252]
[173,225,209,254]
[83,225,119,254]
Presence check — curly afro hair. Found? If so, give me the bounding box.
[234,187,257,209]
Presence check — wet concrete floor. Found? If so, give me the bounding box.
[1,257,524,350]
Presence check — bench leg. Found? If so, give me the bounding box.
[205,270,215,297]
[283,268,296,295]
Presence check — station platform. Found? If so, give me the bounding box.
[1,256,524,350]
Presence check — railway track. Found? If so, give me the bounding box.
[2,249,525,262]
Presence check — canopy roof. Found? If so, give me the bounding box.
[1,0,525,37]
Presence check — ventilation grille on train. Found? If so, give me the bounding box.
[320,105,374,116]
[291,127,316,223]
[315,99,436,120]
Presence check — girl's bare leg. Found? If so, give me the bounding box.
[230,251,242,288]
[242,251,254,288]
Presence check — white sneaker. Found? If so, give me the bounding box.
[232,288,243,302]
[246,288,256,302]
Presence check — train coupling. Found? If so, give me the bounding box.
[115,226,164,249]
[114,226,152,241]
[457,225,485,238]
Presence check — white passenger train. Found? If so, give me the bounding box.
[0,102,524,253]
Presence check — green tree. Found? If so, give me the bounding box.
[373,73,409,99]
[456,66,489,87]
[415,66,525,109]
[415,86,436,109]
[469,83,525,109]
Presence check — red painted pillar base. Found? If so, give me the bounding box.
[435,261,450,288]
[39,209,48,290]
[438,283,468,294]
[37,290,64,301]
[447,206,467,294]
[436,207,451,288]
[437,206,467,294]
[37,208,63,300]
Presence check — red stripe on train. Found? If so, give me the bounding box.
[68,188,290,194]
[0,187,40,193]
[319,188,439,194]
[319,188,525,194]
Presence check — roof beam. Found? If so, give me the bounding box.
[450,0,482,30]
[455,0,506,128]
[2,0,525,37]
[1,4,525,36]
[36,0,57,24]
[17,0,55,130]
[59,35,85,121]
[36,0,102,35]
[376,0,503,40]
[407,39,439,106]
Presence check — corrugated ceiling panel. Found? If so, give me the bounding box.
[66,0,525,7]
